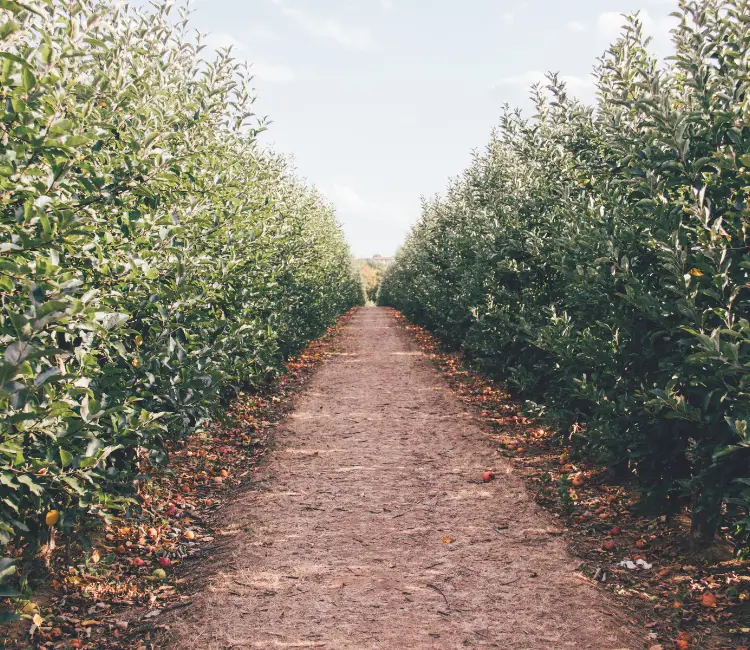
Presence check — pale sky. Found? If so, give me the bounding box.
[141,0,680,256]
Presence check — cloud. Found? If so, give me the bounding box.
[200,32,295,83]
[202,32,246,52]
[501,12,514,25]
[597,11,633,40]
[251,62,295,83]
[327,183,368,213]
[596,10,671,41]
[246,26,277,41]
[567,21,586,32]
[380,0,393,9]
[274,2,376,50]
[493,70,547,87]
[492,70,594,92]
[323,183,412,226]
[596,9,678,55]
[321,182,415,256]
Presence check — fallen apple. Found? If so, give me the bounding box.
[132,558,146,567]
[482,471,495,483]
[610,526,622,536]
[152,568,167,581]
[158,557,172,569]
[700,592,717,608]
[676,631,691,649]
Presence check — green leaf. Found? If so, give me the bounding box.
[21,65,35,91]
[59,448,73,468]
[0,51,32,70]
[16,474,43,496]
[61,475,84,495]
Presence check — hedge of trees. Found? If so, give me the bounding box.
[380,0,750,545]
[0,0,363,559]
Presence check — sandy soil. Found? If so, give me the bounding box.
[168,307,642,649]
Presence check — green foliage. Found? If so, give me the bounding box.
[380,0,750,543]
[0,0,362,553]
[557,475,575,517]
[358,259,386,303]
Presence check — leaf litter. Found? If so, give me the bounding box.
[391,308,750,650]
[0,311,357,650]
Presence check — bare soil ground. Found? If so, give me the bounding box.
[168,307,643,649]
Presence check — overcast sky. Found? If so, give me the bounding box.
[148,0,680,257]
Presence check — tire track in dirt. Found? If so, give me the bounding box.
[169,307,642,649]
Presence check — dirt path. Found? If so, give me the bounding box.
[170,308,642,649]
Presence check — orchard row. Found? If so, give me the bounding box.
[380,0,750,546]
[0,0,363,562]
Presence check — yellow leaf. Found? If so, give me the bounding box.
[689,268,704,277]
[81,619,102,627]
[442,537,455,544]
[32,614,44,627]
